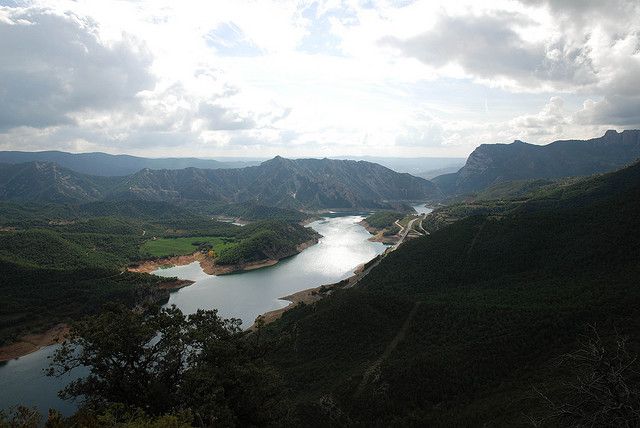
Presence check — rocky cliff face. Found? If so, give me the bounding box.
[433,130,640,196]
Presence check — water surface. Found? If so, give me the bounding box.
[155,215,386,326]
[412,203,434,216]
[0,215,385,415]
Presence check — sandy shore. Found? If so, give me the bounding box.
[129,238,319,277]
[129,253,281,276]
[157,278,195,290]
[250,260,375,330]
[0,324,69,362]
[250,287,325,329]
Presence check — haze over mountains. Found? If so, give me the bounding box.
[0,151,261,176]
[330,156,465,179]
[433,129,640,196]
[2,130,640,208]
[0,157,439,209]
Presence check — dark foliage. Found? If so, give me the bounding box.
[48,305,285,427]
[260,161,640,426]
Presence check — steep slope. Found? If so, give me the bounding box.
[102,157,440,209]
[434,129,640,196]
[263,161,640,426]
[0,151,260,176]
[234,156,440,209]
[0,157,438,209]
[0,162,116,203]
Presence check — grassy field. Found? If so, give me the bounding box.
[140,236,236,258]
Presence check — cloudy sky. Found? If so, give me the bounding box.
[1,0,639,158]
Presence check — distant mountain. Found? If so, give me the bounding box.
[0,157,439,209]
[331,156,465,175]
[0,162,116,203]
[115,156,440,209]
[0,151,261,176]
[416,165,462,180]
[433,129,640,196]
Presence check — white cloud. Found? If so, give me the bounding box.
[0,0,639,158]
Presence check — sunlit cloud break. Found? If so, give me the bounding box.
[1,0,639,158]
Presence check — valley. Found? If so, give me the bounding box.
[0,214,387,415]
[1,133,639,426]
[4,3,640,425]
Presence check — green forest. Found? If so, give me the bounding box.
[2,164,640,426]
[0,201,316,345]
[258,161,640,426]
[362,211,404,229]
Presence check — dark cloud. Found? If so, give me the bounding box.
[575,95,640,127]
[381,12,596,88]
[0,8,155,130]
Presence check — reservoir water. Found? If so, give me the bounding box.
[412,203,433,216]
[0,214,386,415]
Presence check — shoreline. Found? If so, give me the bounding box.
[0,324,69,363]
[0,277,194,362]
[250,287,324,329]
[250,260,376,330]
[157,278,195,290]
[358,219,400,245]
[128,238,319,277]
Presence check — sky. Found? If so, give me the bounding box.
[0,0,639,159]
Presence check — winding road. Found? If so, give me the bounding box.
[392,217,419,250]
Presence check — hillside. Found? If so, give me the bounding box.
[262,161,640,426]
[433,129,640,196]
[0,157,439,209]
[0,162,117,203]
[0,199,318,346]
[0,151,260,176]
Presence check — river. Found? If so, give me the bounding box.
[412,203,433,216]
[0,214,387,415]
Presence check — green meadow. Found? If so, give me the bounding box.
[140,236,236,258]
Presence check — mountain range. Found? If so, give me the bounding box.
[433,129,640,196]
[0,151,261,177]
[0,157,439,209]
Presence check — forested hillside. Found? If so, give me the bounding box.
[262,161,640,426]
[0,200,317,346]
[0,157,439,209]
[434,129,640,196]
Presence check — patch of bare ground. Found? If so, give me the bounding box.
[358,219,400,244]
[128,238,319,276]
[0,324,69,362]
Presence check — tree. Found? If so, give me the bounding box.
[533,326,640,427]
[48,304,285,426]
[0,406,41,428]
